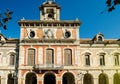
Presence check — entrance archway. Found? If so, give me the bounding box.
[25,72,37,84]
[114,73,120,84]
[44,73,56,84]
[83,73,94,84]
[62,72,75,84]
[99,73,109,84]
[7,74,14,84]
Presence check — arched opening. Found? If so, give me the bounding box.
[98,36,103,42]
[48,13,54,18]
[83,73,94,84]
[99,73,109,84]
[7,74,14,84]
[114,73,120,84]
[25,73,37,84]
[44,73,56,84]
[62,72,75,84]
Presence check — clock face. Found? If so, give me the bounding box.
[64,31,71,38]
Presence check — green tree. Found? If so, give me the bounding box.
[0,9,13,30]
[106,0,120,12]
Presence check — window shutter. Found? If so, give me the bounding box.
[10,54,15,66]
[64,49,72,66]
[46,49,54,65]
[28,49,35,66]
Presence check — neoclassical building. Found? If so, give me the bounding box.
[0,0,120,84]
[0,34,19,84]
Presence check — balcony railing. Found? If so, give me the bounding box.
[33,64,64,70]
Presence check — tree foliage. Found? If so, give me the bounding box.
[106,0,120,12]
[0,9,13,30]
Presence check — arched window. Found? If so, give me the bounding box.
[10,53,15,66]
[99,73,109,84]
[46,49,54,66]
[27,48,35,66]
[98,36,103,42]
[114,73,120,84]
[64,49,72,66]
[83,73,94,84]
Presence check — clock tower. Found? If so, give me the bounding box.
[39,0,61,20]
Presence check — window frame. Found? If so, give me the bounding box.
[9,53,16,66]
[99,54,105,66]
[114,53,119,66]
[85,53,91,66]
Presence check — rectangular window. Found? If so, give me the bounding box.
[64,49,72,66]
[85,55,90,66]
[100,55,105,66]
[114,55,119,66]
[46,9,54,13]
[28,49,35,66]
[10,54,15,66]
[46,49,54,66]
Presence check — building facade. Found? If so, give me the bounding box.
[0,0,120,84]
[0,34,19,84]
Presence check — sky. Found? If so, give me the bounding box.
[0,0,120,39]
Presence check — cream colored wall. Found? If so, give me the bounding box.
[77,43,120,84]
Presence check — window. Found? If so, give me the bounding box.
[46,49,54,65]
[30,31,35,38]
[28,49,35,66]
[10,53,15,66]
[48,13,53,18]
[98,36,103,42]
[46,9,54,13]
[0,36,1,41]
[64,49,72,66]
[114,54,119,66]
[100,54,105,66]
[85,54,90,66]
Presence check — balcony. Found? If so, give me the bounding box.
[33,64,64,70]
